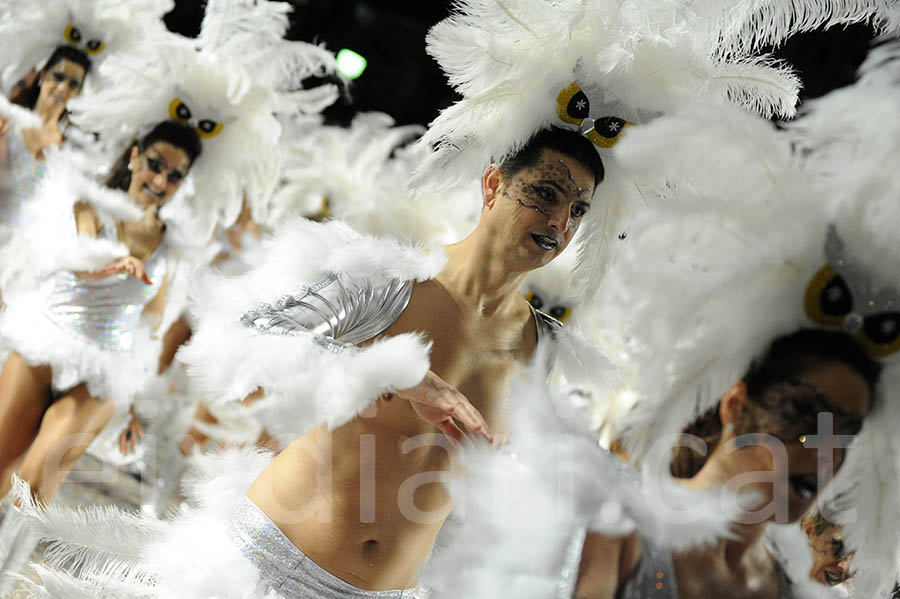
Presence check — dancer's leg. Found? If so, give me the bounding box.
[0,352,51,497]
[18,384,114,502]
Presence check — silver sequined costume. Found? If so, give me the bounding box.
[0,204,166,406]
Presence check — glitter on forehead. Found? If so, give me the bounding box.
[558,159,586,197]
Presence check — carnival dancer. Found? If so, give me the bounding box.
[8,1,897,598]
[423,44,900,597]
[44,0,340,474]
[0,0,173,252]
[0,119,201,502]
[0,45,89,250]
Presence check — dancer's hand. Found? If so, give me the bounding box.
[96,256,152,285]
[388,371,493,447]
[119,409,143,455]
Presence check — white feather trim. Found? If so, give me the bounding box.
[64,1,339,239]
[424,355,734,597]
[0,0,173,95]
[12,476,164,581]
[0,95,42,129]
[180,218,443,444]
[14,447,280,598]
[587,53,900,597]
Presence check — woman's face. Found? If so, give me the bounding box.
[35,59,85,114]
[127,141,191,208]
[723,362,871,522]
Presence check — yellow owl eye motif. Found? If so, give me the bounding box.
[195,118,224,139]
[856,312,900,358]
[84,39,105,55]
[169,97,192,123]
[804,265,853,327]
[64,24,83,44]
[524,289,543,310]
[320,196,332,217]
[805,264,900,357]
[556,81,632,149]
[585,118,631,149]
[556,81,590,126]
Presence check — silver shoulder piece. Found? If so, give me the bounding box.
[239,273,413,352]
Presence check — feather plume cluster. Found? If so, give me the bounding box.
[0,0,172,95]
[66,0,340,241]
[179,218,445,445]
[422,351,732,597]
[412,0,900,305]
[13,447,281,598]
[266,112,481,243]
[593,47,900,596]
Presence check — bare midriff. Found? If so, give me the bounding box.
[246,279,539,591]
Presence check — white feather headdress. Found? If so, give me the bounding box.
[596,50,900,596]
[266,112,481,243]
[0,0,173,94]
[66,0,340,240]
[412,0,900,306]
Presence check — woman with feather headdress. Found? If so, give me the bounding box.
[0,0,339,574]
[0,0,174,253]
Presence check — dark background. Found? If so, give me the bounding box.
[165,0,880,127]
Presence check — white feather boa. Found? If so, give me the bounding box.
[179,218,445,446]
[0,95,42,129]
[422,354,734,598]
[13,447,281,599]
[590,60,900,597]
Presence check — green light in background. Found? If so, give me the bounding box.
[336,48,368,80]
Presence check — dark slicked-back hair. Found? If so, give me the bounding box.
[498,127,605,188]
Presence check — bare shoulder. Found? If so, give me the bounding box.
[382,279,461,339]
[575,531,640,599]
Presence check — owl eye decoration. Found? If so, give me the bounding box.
[168,97,225,139]
[804,227,900,358]
[556,81,632,149]
[64,24,106,55]
[523,289,573,323]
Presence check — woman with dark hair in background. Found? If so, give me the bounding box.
[0,120,201,509]
[0,45,91,248]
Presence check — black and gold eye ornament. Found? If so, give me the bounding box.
[63,23,106,55]
[804,226,900,358]
[524,289,573,323]
[556,81,632,149]
[168,96,226,139]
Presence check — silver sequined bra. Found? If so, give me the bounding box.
[240,273,414,352]
[43,241,167,352]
